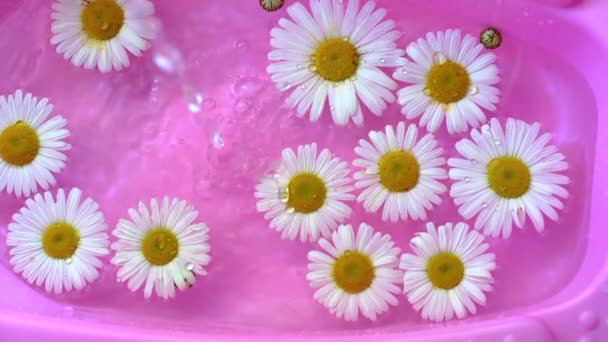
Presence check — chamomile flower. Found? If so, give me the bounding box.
[448,117,569,238]
[307,223,402,321]
[401,222,496,322]
[0,90,70,197]
[50,0,160,73]
[111,197,211,299]
[394,29,500,134]
[353,122,448,222]
[268,0,405,126]
[255,143,354,242]
[6,188,110,295]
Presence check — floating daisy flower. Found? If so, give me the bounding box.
[353,122,448,222]
[50,0,160,73]
[255,143,354,242]
[394,29,500,134]
[401,222,496,322]
[307,223,402,321]
[267,0,405,125]
[0,90,70,197]
[6,188,110,295]
[111,197,211,299]
[449,117,569,238]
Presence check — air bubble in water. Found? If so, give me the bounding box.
[153,43,185,75]
[186,263,194,271]
[183,86,204,113]
[212,131,225,148]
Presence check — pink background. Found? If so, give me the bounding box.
[1,0,607,341]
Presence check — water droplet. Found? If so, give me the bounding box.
[469,85,478,95]
[286,206,296,214]
[296,64,303,70]
[65,257,73,264]
[212,131,224,148]
[401,69,408,74]
[481,203,488,208]
[341,36,349,41]
[465,177,471,182]
[185,263,194,271]
[380,57,387,64]
[494,140,501,146]
[423,87,432,96]
[153,43,185,75]
[329,105,335,111]
[308,64,317,72]
[578,311,599,331]
[182,86,204,113]
[432,52,447,64]
[279,82,292,91]
[349,75,357,81]
[360,58,366,65]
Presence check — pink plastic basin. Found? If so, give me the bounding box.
[1,0,607,341]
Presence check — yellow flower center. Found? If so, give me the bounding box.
[426,252,465,290]
[0,121,40,166]
[378,150,420,192]
[487,156,531,199]
[332,250,375,294]
[81,0,125,41]
[425,61,471,104]
[42,222,80,260]
[313,38,360,82]
[141,228,179,266]
[286,173,327,214]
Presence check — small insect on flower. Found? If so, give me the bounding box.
[480,27,502,49]
[260,0,285,12]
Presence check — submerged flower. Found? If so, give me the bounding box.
[6,188,110,295]
[394,29,500,134]
[268,0,405,125]
[448,117,569,238]
[353,122,447,222]
[50,0,160,72]
[255,143,355,242]
[111,197,211,299]
[307,223,402,321]
[0,90,70,197]
[401,222,496,322]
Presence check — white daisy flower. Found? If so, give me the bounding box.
[50,0,160,73]
[111,197,211,299]
[353,122,448,222]
[256,143,355,242]
[6,188,110,295]
[401,222,496,322]
[448,117,569,238]
[0,90,70,198]
[307,223,402,321]
[394,29,500,134]
[268,0,406,126]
